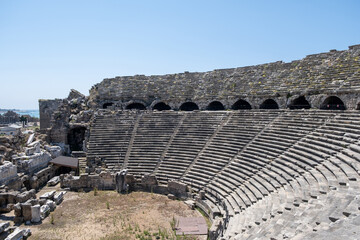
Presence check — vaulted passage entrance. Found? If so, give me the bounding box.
[67,127,86,151]
[232,99,252,110]
[180,102,199,111]
[103,102,114,109]
[289,96,311,109]
[126,103,146,110]
[206,101,225,111]
[260,99,279,109]
[153,102,171,111]
[320,96,346,110]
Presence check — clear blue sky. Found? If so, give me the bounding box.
[0,0,359,109]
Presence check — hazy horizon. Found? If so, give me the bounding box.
[1,0,360,109]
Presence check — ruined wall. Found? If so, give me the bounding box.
[0,162,18,186]
[88,44,360,110]
[39,99,62,130]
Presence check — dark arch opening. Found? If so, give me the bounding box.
[153,102,171,111]
[232,99,252,110]
[67,127,86,152]
[260,99,279,109]
[206,101,225,111]
[357,102,360,110]
[179,102,199,111]
[103,102,114,109]
[126,103,146,110]
[320,96,346,110]
[289,96,311,109]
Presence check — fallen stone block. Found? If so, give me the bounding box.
[47,176,60,186]
[46,200,56,212]
[39,190,56,200]
[5,227,25,240]
[13,203,22,217]
[0,222,10,234]
[40,204,50,220]
[54,191,66,205]
[31,205,41,223]
[21,203,32,222]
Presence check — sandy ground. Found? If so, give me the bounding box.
[2,186,207,240]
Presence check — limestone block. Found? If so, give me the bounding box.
[31,205,41,223]
[15,190,36,203]
[45,200,56,212]
[4,227,30,240]
[44,145,62,159]
[54,191,66,205]
[40,204,50,219]
[21,203,32,221]
[25,141,40,156]
[13,203,22,217]
[47,176,60,186]
[39,190,56,200]
[0,222,9,234]
[26,133,35,146]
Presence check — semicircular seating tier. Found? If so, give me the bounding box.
[86,110,360,239]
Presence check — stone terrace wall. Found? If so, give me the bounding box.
[88,44,360,110]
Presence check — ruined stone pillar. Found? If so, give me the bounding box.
[115,169,128,193]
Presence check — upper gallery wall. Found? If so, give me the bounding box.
[88,44,360,110]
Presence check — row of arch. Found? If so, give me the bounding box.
[103,96,347,111]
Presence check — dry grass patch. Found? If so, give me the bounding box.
[28,191,204,240]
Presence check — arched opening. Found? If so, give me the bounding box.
[260,99,279,109]
[126,103,146,110]
[206,101,225,111]
[320,96,346,110]
[103,102,113,109]
[153,102,171,111]
[67,127,86,152]
[179,102,199,111]
[357,102,360,110]
[232,99,252,110]
[289,96,311,109]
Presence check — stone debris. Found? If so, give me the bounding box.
[4,227,31,240]
[39,190,56,200]
[0,222,10,234]
[47,176,60,186]
[40,204,50,220]
[45,200,56,211]
[53,191,66,205]
[31,205,41,223]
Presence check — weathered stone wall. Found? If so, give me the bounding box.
[12,151,52,174]
[88,44,360,110]
[39,99,62,130]
[0,162,18,186]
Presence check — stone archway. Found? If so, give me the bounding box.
[289,96,311,109]
[126,103,146,110]
[260,99,279,109]
[179,102,199,111]
[206,101,225,111]
[232,99,252,110]
[320,96,346,110]
[153,102,171,111]
[103,102,114,109]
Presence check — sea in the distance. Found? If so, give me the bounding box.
[0,109,40,118]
